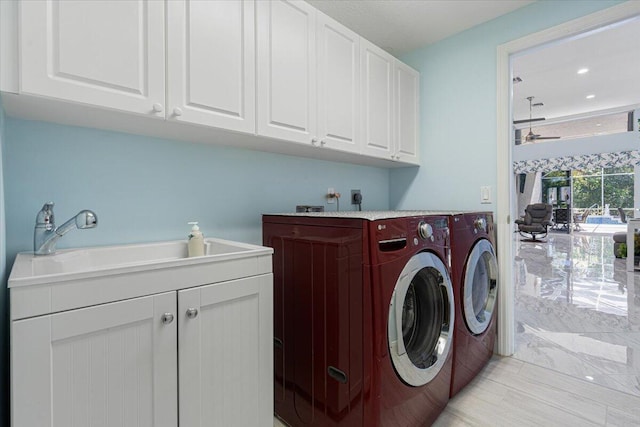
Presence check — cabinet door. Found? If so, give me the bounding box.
[12,292,178,427]
[167,0,255,132]
[316,12,360,154]
[257,0,316,145]
[360,39,395,159]
[178,274,273,427]
[20,0,165,116]
[394,60,420,164]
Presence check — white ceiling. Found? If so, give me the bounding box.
[306,0,535,55]
[308,1,640,127]
[512,16,640,123]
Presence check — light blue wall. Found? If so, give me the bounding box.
[4,118,390,263]
[390,0,624,210]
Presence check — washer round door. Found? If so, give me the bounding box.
[463,239,498,335]
[388,252,454,387]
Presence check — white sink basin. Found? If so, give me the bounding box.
[9,237,273,321]
[9,238,268,287]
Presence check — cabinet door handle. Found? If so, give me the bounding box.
[173,107,183,117]
[161,313,174,324]
[311,138,318,146]
[186,308,199,319]
[152,103,164,113]
[320,140,326,146]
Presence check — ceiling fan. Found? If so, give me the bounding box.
[522,96,560,142]
[514,96,545,125]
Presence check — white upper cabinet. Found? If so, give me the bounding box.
[316,12,360,154]
[257,0,317,145]
[167,0,255,132]
[360,39,395,160]
[394,60,420,164]
[19,0,165,116]
[9,0,419,167]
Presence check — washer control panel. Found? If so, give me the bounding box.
[409,217,449,247]
[474,217,487,233]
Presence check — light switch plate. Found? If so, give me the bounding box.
[480,186,492,204]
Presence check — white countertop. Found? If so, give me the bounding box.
[265,210,475,221]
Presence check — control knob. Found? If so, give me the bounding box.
[418,221,433,239]
[474,217,487,232]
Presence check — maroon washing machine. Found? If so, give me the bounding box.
[448,212,499,397]
[263,211,455,426]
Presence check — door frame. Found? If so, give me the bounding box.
[495,1,640,356]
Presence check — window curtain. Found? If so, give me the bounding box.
[513,150,640,174]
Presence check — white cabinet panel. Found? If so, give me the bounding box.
[257,0,316,144]
[395,61,420,164]
[167,0,255,132]
[20,0,165,116]
[360,39,394,159]
[12,292,177,427]
[317,12,360,154]
[179,274,273,427]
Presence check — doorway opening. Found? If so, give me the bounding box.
[503,6,640,396]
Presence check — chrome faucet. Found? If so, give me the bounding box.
[34,202,98,255]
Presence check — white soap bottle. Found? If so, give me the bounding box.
[187,221,205,257]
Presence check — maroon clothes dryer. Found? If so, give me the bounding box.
[263,212,455,427]
[448,212,499,397]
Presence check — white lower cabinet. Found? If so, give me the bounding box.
[12,292,178,427]
[11,275,273,427]
[178,275,273,427]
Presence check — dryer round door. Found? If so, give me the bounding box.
[463,239,498,335]
[388,252,454,387]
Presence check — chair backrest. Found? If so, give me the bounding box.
[555,208,570,223]
[618,207,627,223]
[524,203,552,225]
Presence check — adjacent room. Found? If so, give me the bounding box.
[511,14,640,401]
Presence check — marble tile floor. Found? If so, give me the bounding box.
[435,356,640,426]
[514,231,640,397]
[274,356,640,426]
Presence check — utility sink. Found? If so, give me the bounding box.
[9,238,268,287]
[8,238,273,321]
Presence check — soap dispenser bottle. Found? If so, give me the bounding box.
[187,222,205,257]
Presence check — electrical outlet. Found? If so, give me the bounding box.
[351,189,362,205]
[327,187,336,204]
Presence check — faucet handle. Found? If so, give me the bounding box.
[36,202,55,226]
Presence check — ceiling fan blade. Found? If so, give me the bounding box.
[534,136,561,140]
[514,117,545,124]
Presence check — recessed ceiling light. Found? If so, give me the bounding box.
[586,94,595,99]
[585,376,594,381]
[596,123,602,127]
[577,68,589,74]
